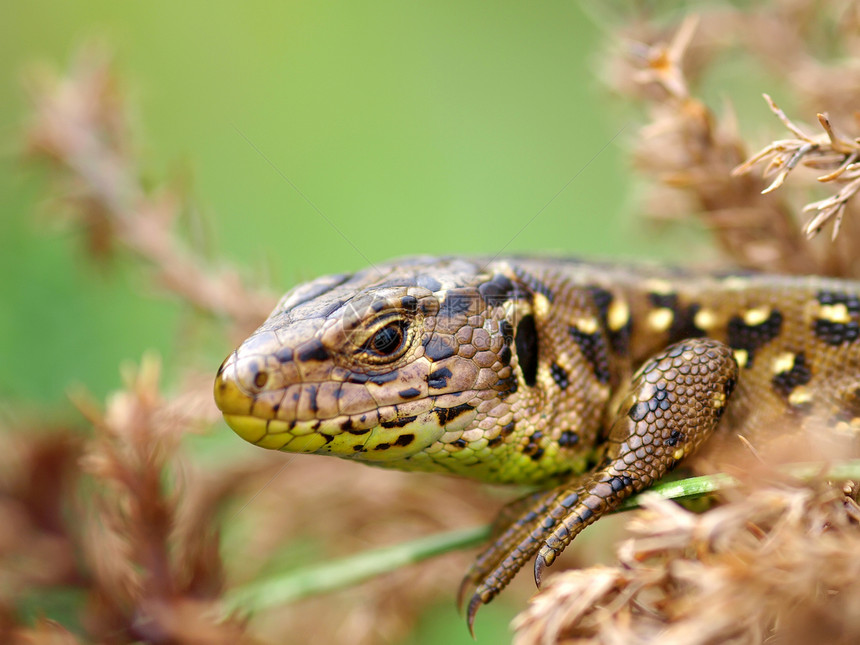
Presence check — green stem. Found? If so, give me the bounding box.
[223,524,491,614]
[225,460,860,614]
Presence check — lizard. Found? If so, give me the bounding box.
[213,256,860,630]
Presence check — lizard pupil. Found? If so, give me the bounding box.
[371,323,404,355]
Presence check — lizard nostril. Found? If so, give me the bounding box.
[253,370,269,389]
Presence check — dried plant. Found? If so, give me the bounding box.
[73,356,256,644]
[0,428,84,645]
[609,2,860,278]
[12,3,860,644]
[507,4,860,642]
[733,94,860,241]
[15,46,505,645]
[25,46,275,341]
[512,482,860,645]
[614,16,819,275]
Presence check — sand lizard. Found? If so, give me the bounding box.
[214,256,860,629]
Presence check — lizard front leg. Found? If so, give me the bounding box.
[463,338,739,632]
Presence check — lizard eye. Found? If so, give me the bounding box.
[364,321,407,358]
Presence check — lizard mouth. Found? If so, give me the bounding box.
[214,360,466,461]
[219,409,447,460]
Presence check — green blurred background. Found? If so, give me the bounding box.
[0,1,654,408]
[1,2,660,641]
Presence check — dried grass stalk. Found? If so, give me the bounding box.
[610,2,860,278]
[75,355,258,644]
[617,17,818,275]
[17,46,504,645]
[513,483,860,645]
[734,95,860,241]
[25,46,276,339]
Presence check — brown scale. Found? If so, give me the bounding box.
[213,257,860,633]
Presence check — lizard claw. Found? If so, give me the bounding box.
[534,552,547,589]
[534,547,556,588]
[466,593,483,639]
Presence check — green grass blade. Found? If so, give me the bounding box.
[224,524,491,613]
[225,460,860,614]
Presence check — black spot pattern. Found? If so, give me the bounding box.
[347,370,399,385]
[648,292,706,343]
[495,373,518,398]
[607,475,633,492]
[435,403,475,425]
[670,302,707,342]
[398,387,421,399]
[814,319,860,346]
[380,415,418,429]
[439,292,475,317]
[772,352,812,397]
[423,335,456,361]
[567,326,611,384]
[513,267,554,302]
[275,347,293,363]
[588,286,613,321]
[478,273,516,301]
[727,309,784,367]
[550,362,570,389]
[647,292,678,311]
[558,430,579,447]
[586,285,631,354]
[725,377,737,399]
[371,371,399,385]
[610,318,633,355]
[307,385,319,413]
[515,314,539,387]
[400,295,418,312]
[523,431,544,461]
[817,290,860,313]
[427,366,453,389]
[664,430,683,447]
[297,340,329,362]
[499,320,513,343]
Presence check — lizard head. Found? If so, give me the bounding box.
[214,257,599,483]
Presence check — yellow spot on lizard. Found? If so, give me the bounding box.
[743,305,771,326]
[647,308,674,332]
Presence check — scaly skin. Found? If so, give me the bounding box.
[214,257,860,631]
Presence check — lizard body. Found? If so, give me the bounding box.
[214,257,860,627]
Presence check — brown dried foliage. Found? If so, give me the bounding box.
[25,47,275,341]
[13,48,501,645]
[0,429,83,645]
[734,94,860,242]
[12,3,860,644]
[610,2,860,277]
[513,482,860,645]
[509,3,860,643]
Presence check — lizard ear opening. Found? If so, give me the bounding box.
[515,314,539,387]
